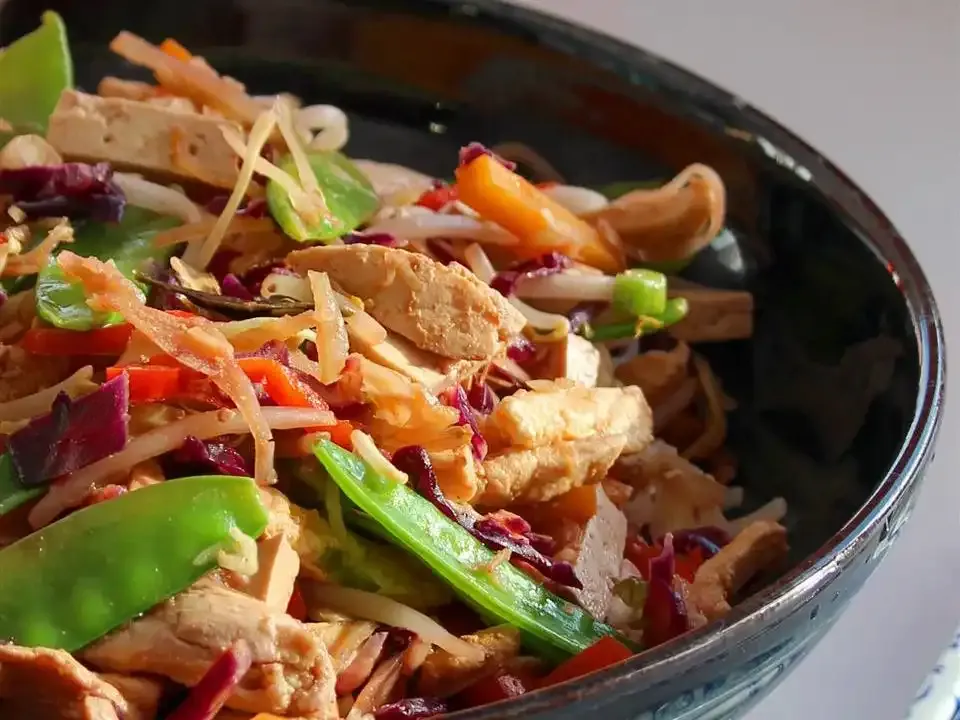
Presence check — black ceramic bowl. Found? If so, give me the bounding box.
[0,0,945,717]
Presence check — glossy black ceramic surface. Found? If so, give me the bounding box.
[0,0,945,717]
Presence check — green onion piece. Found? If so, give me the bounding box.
[583,297,689,341]
[612,269,668,317]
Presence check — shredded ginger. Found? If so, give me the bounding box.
[55,251,276,484]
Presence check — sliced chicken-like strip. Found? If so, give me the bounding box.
[227,533,300,611]
[477,434,626,508]
[97,674,164,720]
[287,245,526,360]
[0,645,132,720]
[483,382,652,454]
[349,327,486,394]
[667,280,754,343]
[688,520,788,622]
[82,583,338,718]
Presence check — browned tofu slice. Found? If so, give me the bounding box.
[287,245,526,360]
[46,90,241,189]
[689,520,788,621]
[477,434,626,507]
[483,382,652,453]
[531,333,603,387]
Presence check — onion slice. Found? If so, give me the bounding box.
[304,583,484,662]
[365,214,519,247]
[28,406,334,528]
[112,173,203,223]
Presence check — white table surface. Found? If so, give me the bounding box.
[510,1,960,718]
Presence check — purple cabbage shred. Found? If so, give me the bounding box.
[441,385,487,461]
[505,336,536,365]
[425,240,459,266]
[220,273,255,301]
[237,340,290,365]
[8,373,129,487]
[567,302,607,335]
[374,698,448,720]
[642,534,689,646]
[0,162,126,222]
[466,382,496,415]
[167,436,251,478]
[666,526,730,559]
[490,252,572,297]
[165,642,252,720]
[458,142,517,171]
[343,231,401,247]
[391,446,580,589]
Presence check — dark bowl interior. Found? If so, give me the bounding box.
[0,0,943,717]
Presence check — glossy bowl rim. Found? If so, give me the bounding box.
[396,0,947,715]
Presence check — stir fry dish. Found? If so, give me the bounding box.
[0,14,789,720]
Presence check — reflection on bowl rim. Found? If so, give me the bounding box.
[423,0,946,716]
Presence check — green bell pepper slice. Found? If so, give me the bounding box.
[0,475,267,650]
[0,454,42,516]
[36,207,181,330]
[267,151,379,242]
[0,11,72,138]
[313,440,623,660]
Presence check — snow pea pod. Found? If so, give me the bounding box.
[36,207,180,330]
[0,11,73,139]
[0,475,267,650]
[266,151,379,242]
[313,440,624,660]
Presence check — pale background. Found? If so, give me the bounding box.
[509,1,960,719]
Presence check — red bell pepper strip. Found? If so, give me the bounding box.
[21,324,134,356]
[538,636,634,688]
[674,546,706,583]
[416,184,458,211]
[235,357,327,409]
[286,583,307,621]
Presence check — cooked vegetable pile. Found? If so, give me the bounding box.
[0,13,786,720]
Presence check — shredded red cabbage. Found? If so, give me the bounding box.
[237,260,295,297]
[343,231,401,247]
[440,385,487,461]
[375,698,448,720]
[8,373,129,488]
[237,340,290,365]
[220,273,254,301]
[466,382,496,415]
[490,252,572,297]
[167,436,250,478]
[666,527,730,559]
[0,163,125,222]
[165,642,252,720]
[641,534,689,647]
[391,446,581,589]
[506,336,536,365]
[458,142,517,171]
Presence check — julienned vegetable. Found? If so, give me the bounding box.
[0,475,267,650]
[267,151,379,242]
[313,440,626,659]
[36,207,181,330]
[455,154,623,274]
[0,11,72,138]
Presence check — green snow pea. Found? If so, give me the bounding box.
[0,11,73,139]
[267,151,379,242]
[0,454,42,516]
[0,475,267,650]
[313,440,623,660]
[36,207,181,330]
[612,269,668,318]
